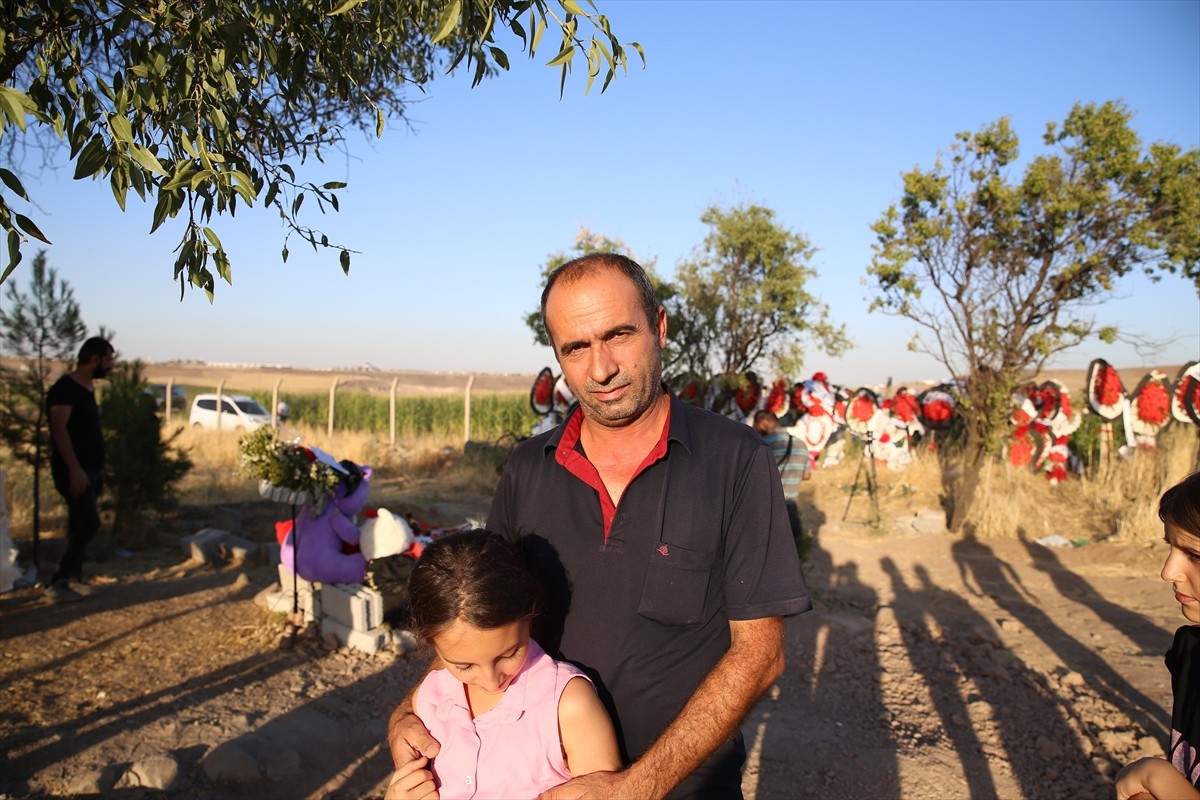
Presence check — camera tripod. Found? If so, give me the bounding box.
[842,431,881,526]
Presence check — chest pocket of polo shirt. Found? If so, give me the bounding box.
[636,542,714,626]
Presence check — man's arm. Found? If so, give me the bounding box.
[48,404,89,497]
[386,655,444,767]
[539,616,785,800]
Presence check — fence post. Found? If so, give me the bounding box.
[272,378,282,427]
[165,377,175,425]
[390,376,399,446]
[464,374,476,445]
[328,377,339,437]
[216,379,226,434]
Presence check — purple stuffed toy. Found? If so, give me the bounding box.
[281,463,372,584]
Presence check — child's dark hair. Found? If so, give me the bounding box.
[407,529,542,644]
[1160,472,1200,536]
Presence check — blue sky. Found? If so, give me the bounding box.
[9,0,1200,386]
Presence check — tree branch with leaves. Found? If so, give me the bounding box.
[0,0,644,296]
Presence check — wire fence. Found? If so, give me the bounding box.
[157,375,537,445]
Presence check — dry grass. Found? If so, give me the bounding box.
[169,422,473,505]
[5,419,1197,547]
[816,427,1198,543]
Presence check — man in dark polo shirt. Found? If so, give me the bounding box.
[389,254,810,798]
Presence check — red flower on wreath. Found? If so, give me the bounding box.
[923,399,953,425]
[892,391,919,423]
[1095,364,1123,407]
[1175,378,1200,420]
[734,380,760,413]
[1009,428,1034,468]
[850,395,876,423]
[1137,380,1170,426]
[765,380,789,415]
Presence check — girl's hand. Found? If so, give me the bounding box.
[385,756,439,800]
[1116,757,1200,800]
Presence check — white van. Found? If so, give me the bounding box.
[188,393,271,431]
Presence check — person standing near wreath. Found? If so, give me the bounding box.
[753,409,811,543]
[44,337,114,603]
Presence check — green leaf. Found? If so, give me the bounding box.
[322,181,347,190]
[214,248,232,283]
[629,42,646,67]
[129,144,167,176]
[108,113,133,144]
[327,0,366,14]
[150,190,174,233]
[231,171,256,203]
[15,214,51,244]
[281,245,289,263]
[431,0,462,44]
[546,44,575,67]
[490,46,510,71]
[0,168,29,200]
[0,87,30,133]
[340,249,350,275]
[202,226,223,250]
[162,163,198,192]
[73,137,109,179]
[129,163,146,198]
[509,16,526,43]
[531,17,547,54]
[562,0,586,15]
[2,230,22,284]
[110,169,128,211]
[375,106,385,138]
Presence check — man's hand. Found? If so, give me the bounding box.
[537,770,629,800]
[67,465,90,497]
[387,709,441,768]
[384,755,439,800]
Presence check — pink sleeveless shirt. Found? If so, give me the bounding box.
[414,639,587,799]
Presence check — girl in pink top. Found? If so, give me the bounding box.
[385,529,620,800]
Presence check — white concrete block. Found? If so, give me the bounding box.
[181,528,231,565]
[277,563,321,594]
[323,582,385,631]
[320,616,392,655]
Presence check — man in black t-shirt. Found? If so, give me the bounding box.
[44,337,114,603]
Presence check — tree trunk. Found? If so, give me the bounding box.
[947,435,989,535]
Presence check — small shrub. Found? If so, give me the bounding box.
[102,362,193,548]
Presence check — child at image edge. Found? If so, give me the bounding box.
[1116,471,1200,800]
[385,529,621,800]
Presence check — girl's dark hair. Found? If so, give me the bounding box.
[1161,472,1200,537]
[407,529,542,644]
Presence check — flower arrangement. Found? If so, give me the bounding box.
[1134,373,1170,427]
[238,426,342,511]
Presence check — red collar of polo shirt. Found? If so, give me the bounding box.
[555,400,672,542]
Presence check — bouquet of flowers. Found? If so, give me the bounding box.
[238,426,342,511]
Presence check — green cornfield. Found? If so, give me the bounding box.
[241,389,537,442]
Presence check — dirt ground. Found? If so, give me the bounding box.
[1,456,1183,800]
